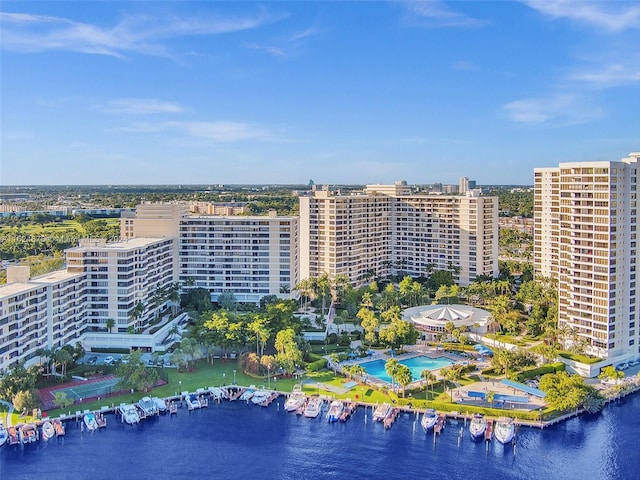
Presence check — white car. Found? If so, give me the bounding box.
[616,362,629,371]
[104,355,114,365]
[628,360,639,367]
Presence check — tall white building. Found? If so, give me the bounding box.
[534,153,640,363]
[65,237,176,333]
[299,183,499,287]
[123,203,299,304]
[0,266,87,372]
[178,211,298,303]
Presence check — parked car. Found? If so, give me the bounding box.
[629,360,639,367]
[87,355,98,365]
[616,362,629,371]
[104,355,114,365]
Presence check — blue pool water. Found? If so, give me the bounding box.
[360,356,454,383]
[1,393,638,480]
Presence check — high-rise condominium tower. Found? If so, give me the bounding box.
[534,153,640,363]
[299,181,498,288]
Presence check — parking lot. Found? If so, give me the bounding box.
[80,352,173,367]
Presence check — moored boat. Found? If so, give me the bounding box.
[119,404,140,425]
[185,394,201,410]
[83,412,98,431]
[152,397,167,414]
[284,385,307,413]
[494,417,515,444]
[19,423,39,444]
[303,396,323,418]
[326,400,344,423]
[52,418,65,436]
[251,389,271,405]
[41,420,55,440]
[469,414,488,439]
[138,396,159,417]
[421,409,438,431]
[373,403,391,422]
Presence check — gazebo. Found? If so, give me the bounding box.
[402,304,494,338]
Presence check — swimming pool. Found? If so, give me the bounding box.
[360,356,454,384]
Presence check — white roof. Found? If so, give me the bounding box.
[403,304,492,329]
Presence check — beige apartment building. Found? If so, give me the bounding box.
[299,182,498,288]
[0,266,87,372]
[65,237,176,334]
[534,153,640,364]
[123,203,299,304]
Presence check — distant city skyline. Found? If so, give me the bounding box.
[1,1,638,186]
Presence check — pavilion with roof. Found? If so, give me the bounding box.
[402,304,496,339]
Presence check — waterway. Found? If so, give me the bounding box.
[1,393,638,480]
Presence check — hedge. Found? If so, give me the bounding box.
[516,362,565,381]
[306,358,328,372]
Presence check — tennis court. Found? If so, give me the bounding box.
[49,376,121,402]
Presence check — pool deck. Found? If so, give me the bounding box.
[332,345,478,389]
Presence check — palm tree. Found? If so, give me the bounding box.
[396,365,412,397]
[385,358,400,390]
[129,301,145,331]
[486,391,495,408]
[421,370,436,400]
[106,318,115,333]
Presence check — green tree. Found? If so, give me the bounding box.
[420,370,436,400]
[275,328,303,374]
[540,371,603,412]
[358,307,379,348]
[598,365,624,385]
[106,318,116,333]
[53,391,74,410]
[395,364,413,397]
[385,358,400,389]
[13,389,41,413]
[0,363,39,402]
[115,350,160,393]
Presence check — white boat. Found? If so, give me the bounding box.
[304,396,323,418]
[251,389,271,405]
[373,403,392,422]
[240,385,256,402]
[494,417,515,444]
[326,400,344,423]
[138,396,158,416]
[0,420,8,446]
[19,423,39,444]
[469,414,488,439]
[284,386,307,412]
[421,409,438,431]
[41,420,55,440]
[83,413,99,431]
[119,404,140,425]
[152,397,167,414]
[185,393,201,410]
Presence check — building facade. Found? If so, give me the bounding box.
[65,237,176,333]
[0,266,87,372]
[534,153,640,364]
[299,182,499,288]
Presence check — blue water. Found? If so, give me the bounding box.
[2,393,638,480]
[361,356,454,383]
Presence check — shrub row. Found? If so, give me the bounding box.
[516,362,565,381]
[306,358,328,372]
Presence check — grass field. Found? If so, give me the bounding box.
[0,218,120,236]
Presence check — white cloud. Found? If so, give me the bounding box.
[522,0,640,31]
[0,9,283,57]
[245,43,287,57]
[401,0,487,27]
[503,94,603,125]
[99,99,187,115]
[571,62,640,88]
[114,120,283,143]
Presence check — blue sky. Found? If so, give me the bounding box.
[1,1,638,186]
